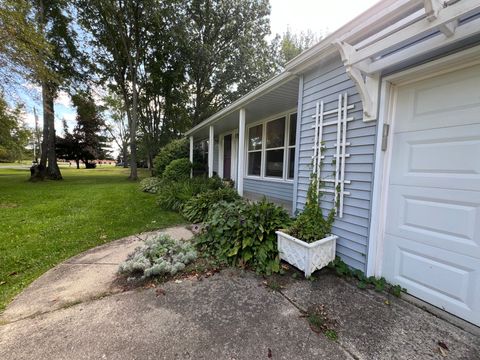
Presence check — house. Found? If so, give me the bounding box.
[185,0,480,326]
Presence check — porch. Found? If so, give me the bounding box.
[186,73,300,213]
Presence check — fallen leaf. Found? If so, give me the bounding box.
[174,280,182,284]
[155,288,166,297]
[438,346,448,357]
[0,281,6,286]
[384,300,390,305]
[267,348,272,358]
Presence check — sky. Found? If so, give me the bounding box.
[269,0,379,37]
[20,0,379,155]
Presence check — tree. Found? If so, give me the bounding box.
[29,0,81,180]
[76,0,157,180]
[272,28,321,67]
[58,91,110,168]
[186,0,277,125]
[0,0,51,93]
[0,95,32,162]
[56,119,81,167]
[103,92,129,167]
[136,1,190,170]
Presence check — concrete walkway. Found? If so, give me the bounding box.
[0,226,194,323]
[1,228,479,359]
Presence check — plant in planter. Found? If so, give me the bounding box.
[276,164,337,277]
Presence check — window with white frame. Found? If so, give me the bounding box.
[247,124,262,176]
[265,117,286,177]
[246,112,297,180]
[287,113,297,179]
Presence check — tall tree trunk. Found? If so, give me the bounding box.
[122,143,128,168]
[44,85,62,180]
[39,87,49,169]
[75,159,80,169]
[30,82,50,181]
[129,77,138,181]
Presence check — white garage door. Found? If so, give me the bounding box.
[382,64,480,326]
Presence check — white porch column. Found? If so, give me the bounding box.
[189,136,194,178]
[208,125,214,178]
[237,108,245,196]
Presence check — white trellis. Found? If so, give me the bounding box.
[311,93,354,218]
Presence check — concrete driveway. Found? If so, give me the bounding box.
[0,227,479,359]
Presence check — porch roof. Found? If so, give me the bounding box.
[186,74,299,139]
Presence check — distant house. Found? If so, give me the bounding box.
[186,0,480,326]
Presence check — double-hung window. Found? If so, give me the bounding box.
[265,117,286,178]
[287,113,297,179]
[247,124,262,176]
[246,112,297,180]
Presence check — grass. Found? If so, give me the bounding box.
[0,167,184,312]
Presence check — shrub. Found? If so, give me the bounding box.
[287,171,335,243]
[157,175,225,211]
[118,234,197,279]
[153,138,189,176]
[196,198,291,274]
[139,177,162,194]
[162,158,192,181]
[182,187,240,223]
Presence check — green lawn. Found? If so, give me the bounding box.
[0,167,184,311]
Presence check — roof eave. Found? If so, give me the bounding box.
[185,71,296,136]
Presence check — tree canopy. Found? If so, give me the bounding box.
[0,95,31,162]
[4,0,321,177]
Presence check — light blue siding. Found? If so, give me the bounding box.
[244,178,293,209]
[295,56,377,272]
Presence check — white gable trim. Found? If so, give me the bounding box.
[332,0,480,123]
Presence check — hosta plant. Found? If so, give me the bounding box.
[119,234,197,279]
[139,177,162,194]
[182,187,240,223]
[157,175,226,211]
[196,198,291,274]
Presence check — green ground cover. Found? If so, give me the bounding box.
[0,167,184,311]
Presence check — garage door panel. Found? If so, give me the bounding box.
[385,185,480,256]
[383,235,480,321]
[394,65,480,133]
[382,63,480,326]
[389,124,480,191]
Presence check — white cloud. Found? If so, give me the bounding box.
[90,85,107,107]
[55,91,72,107]
[22,111,37,129]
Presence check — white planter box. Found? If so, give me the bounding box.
[276,231,338,278]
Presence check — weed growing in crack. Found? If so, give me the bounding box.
[264,279,283,292]
[328,257,407,297]
[305,304,337,341]
[324,329,338,341]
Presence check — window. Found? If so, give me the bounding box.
[247,124,262,176]
[246,112,297,180]
[265,117,285,178]
[193,139,209,176]
[287,113,297,179]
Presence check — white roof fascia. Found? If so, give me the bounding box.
[185,71,295,136]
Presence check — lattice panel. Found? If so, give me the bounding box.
[311,93,354,218]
